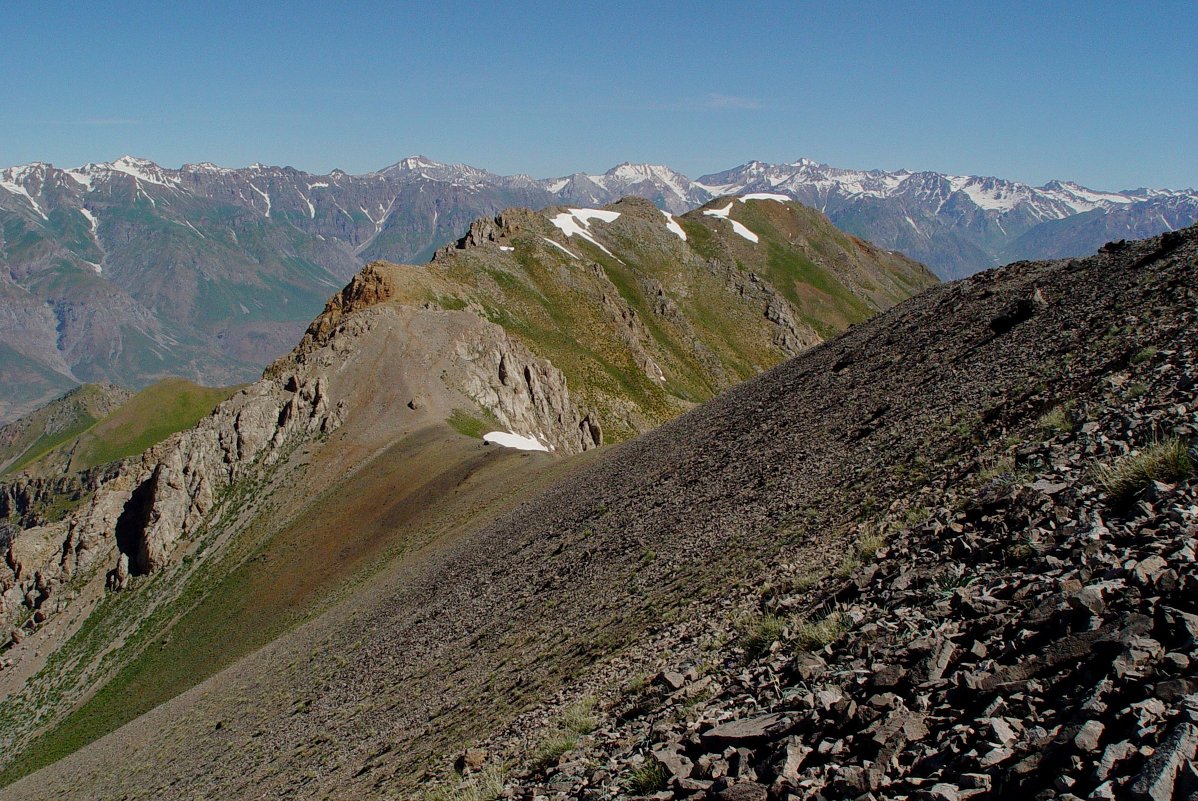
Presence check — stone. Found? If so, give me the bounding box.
[1096,741,1137,781]
[657,670,686,691]
[778,740,811,782]
[651,748,693,781]
[455,748,487,773]
[926,782,962,800]
[1129,722,1198,800]
[1131,555,1169,587]
[714,781,768,801]
[1074,720,1104,753]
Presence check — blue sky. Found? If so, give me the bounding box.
[3,1,1194,189]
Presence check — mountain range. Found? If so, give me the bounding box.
[1,154,1194,422]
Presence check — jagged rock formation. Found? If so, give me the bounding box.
[0,371,338,623]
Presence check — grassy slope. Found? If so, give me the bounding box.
[2,379,240,477]
[66,378,241,470]
[0,427,588,786]
[422,199,935,440]
[0,384,128,476]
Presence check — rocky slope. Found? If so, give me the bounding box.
[1,218,1191,800]
[0,194,931,782]
[3,153,1192,420]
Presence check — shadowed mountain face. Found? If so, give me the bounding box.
[2,154,1193,420]
[0,208,1192,799]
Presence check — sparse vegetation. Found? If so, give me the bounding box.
[1094,437,1194,506]
[529,697,600,772]
[422,769,505,801]
[793,610,850,651]
[625,759,669,795]
[740,613,788,660]
[1130,346,1158,364]
[833,554,862,580]
[1038,403,1073,435]
[561,697,599,735]
[448,408,500,439]
[856,524,887,558]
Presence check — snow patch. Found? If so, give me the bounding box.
[0,176,48,220]
[483,431,550,452]
[248,183,272,217]
[108,156,178,188]
[661,210,687,241]
[702,201,759,243]
[739,192,791,203]
[549,208,621,257]
[541,236,579,259]
[499,245,515,252]
[79,207,98,234]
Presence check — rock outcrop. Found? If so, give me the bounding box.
[0,372,339,631]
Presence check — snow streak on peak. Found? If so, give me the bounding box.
[549,208,622,257]
[702,201,758,243]
[661,210,687,241]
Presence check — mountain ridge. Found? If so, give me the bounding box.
[1,222,1191,801]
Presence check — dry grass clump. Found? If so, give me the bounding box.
[1095,438,1193,506]
[794,611,850,651]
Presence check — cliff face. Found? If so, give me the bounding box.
[0,370,338,624]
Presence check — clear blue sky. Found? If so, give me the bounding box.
[3,1,1194,190]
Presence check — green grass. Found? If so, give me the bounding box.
[448,408,500,440]
[3,415,98,476]
[741,613,788,660]
[71,378,240,468]
[625,760,669,795]
[4,379,238,476]
[793,610,850,651]
[1130,346,1158,365]
[1094,438,1194,506]
[422,770,505,801]
[1038,404,1073,436]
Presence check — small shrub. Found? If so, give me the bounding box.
[833,555,862,580]
[794,611,850,650]
[562,697,598,735]
[1130,346,1158,365]
[741,614,787,660]
[1126,383,1149,400]
[1038,405,1072,435]
[1095,438,1194,506]
[626,759,669,795]
[793,572,823,592]
[423,770,504,801]
[856,526,886,559]
[531,731,579,772]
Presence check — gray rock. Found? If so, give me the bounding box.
[1129,722,1198,800]
[702,714,788,744]
[1074,720,1104,753]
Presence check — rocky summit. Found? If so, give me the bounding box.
[0,198,1192,799]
